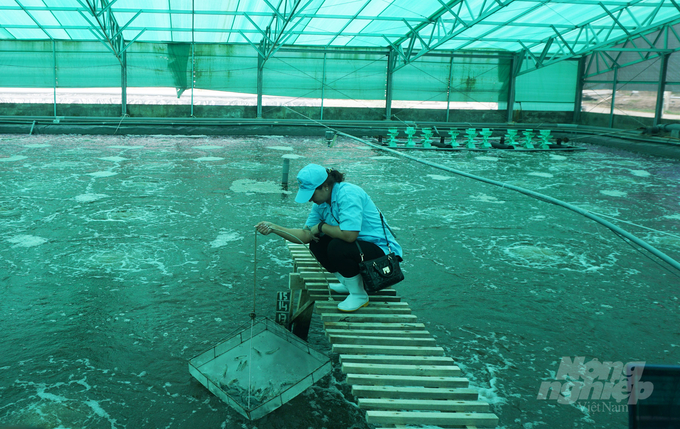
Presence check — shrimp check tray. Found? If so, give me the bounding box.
[189,317,331,420]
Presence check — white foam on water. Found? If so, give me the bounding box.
[195,157,224,161]
[8,235,48,247]
[0,155,28,162]
[87,171,117,178]
[470,193,505,204]
[600,190,627,197]
[99,156,127,162]
[24,144,52,148]
[75,193,108,203]
[630,169,651,177]
[664,214,680,220]
[108,145,144,149]
[266,146,294,151]
[427,174,452,181]
[84,400,118,428]
[210,230,243,248]
[370,156,398,160]
[230,179,291,194]
[46,161,90,169]
[475,156,499,161]
[192,145,223,150]
[549,154,567,160]
[528,172,554,178]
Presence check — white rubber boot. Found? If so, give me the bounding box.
[337,274,369,312]
[330,273,349,294]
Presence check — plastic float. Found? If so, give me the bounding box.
[522,129,535,149]
[538,130,552,150]
[465,128,477,149]
[421,128,433,148]
[448,129,460,148]
[378,127,585,152]
[479,128,493,148]
[405,127,416,148]
[387,128,399,148]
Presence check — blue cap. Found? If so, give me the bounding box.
[295,164,328,203]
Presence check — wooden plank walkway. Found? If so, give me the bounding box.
[286,243,499,429]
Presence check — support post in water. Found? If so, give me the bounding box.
[281,157,290,190]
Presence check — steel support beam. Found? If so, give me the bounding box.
[320,51,327,121]
[78,0,142,65]
[654,53,670,126]
[385,49,396,121]
[257,42,264,119]
[391,0,515,72]
[259,0,312,64]
[573,56,586,124]
[446,55,455,123]
[121,49,127,116]
[520,6,680,76]
[609,66,618,128]
[506,53,520,123]
[53,40,57,118]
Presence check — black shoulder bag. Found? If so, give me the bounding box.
[355,212,404,293]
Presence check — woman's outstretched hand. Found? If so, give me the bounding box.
[255,221,275,235]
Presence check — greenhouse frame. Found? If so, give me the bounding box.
[0,0,679,137]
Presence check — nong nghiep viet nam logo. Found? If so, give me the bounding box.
[537,356,653,405]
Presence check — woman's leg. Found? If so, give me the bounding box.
[327,239,385,277]
[308,234,336,272]
[326,239,385,312]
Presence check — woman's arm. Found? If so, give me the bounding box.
[312,222,359,243]
[255,221,315,244]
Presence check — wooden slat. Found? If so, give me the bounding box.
[329,334,436,347]
[358,398,489,412]
[311,294,403,303]
[326,329,431,338]
[340,355,455,366]
[325,322,426,331]
[287,243,498,428]
[307,285,398,296]
[292,261,318,266]
[347,374,469,388]
[341,362,461,377]
[332,344,445,356]
[316,304,411,315]
[317,301,410,309]
[352,385,479,400]
[321,314,417,323]
[366,411,499,427]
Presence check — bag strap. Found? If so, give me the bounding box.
[378,209,398,239]
[355,211,392,260]
[355,241,364,262]
[378,211,393,254]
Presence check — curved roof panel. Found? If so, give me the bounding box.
[0,0,678,66]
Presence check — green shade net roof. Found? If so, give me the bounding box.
[1,0,679,64]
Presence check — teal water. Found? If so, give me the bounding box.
[1,133,679,428]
